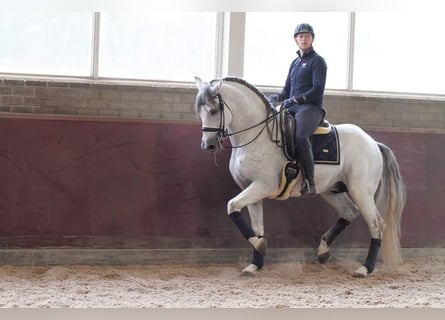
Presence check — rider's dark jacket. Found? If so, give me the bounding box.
[276,47,327,108]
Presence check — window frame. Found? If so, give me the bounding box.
[0,12,443,100]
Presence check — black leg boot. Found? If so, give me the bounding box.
[298,138,317,197]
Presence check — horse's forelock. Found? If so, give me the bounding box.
[195,83,217,114]
[194,88,205,113]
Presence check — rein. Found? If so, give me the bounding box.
[201,93,284,150]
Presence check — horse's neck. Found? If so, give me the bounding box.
[222,88,274,150]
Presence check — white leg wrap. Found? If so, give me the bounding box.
[241,264,259,276]
[317,239,330,256]
[353,266,369,278]
[248,237,267,255]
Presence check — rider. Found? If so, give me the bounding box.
[268,23,327,197]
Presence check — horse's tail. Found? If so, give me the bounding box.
[375,142,406,265]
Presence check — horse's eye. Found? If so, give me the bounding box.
[209,108,219,116]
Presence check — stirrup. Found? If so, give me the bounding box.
[300,179,317,197]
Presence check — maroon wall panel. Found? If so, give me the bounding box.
[0,117,444,248]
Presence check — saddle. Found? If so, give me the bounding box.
[269,106,332,200]
[283,107,330,160]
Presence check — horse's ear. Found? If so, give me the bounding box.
[195,77,204,90]
[208,79,222,96]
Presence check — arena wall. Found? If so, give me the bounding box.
[1,79,445,258]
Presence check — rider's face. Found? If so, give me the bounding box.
[295,32,313,51]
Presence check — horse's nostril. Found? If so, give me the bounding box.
[201,143,217,152]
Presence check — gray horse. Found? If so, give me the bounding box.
[194,76,406,277]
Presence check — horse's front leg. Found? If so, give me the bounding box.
[227,181,272,275]
[240,201,265,276]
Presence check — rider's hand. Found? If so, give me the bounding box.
[282,98,296,109]
[267,94,279,105]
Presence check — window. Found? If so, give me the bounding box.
[0,12,443,96]
[243,12,349,90]
[354,12,445,95]
[0,13,93,76]
[98,12,217,82]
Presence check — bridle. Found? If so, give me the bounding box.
[201,94,228,141]
[201,93,282,149]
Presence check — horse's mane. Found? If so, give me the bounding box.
[195,77,275,114]
[222,77,275,113]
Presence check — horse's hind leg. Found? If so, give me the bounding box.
[319,193,361,263]
[347,189,385,277]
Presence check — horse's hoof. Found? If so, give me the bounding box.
[318,251,331,264]
[352,266,368,278]
[241,264,259,276]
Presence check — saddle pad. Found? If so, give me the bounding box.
[312,126,340,165]
[268,161,300,200]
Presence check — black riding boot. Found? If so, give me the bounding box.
[298,138,317,197]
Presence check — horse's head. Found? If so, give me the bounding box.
[194,77,232,152]
[195,76,276,153]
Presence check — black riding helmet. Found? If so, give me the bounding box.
[294,23,315,38]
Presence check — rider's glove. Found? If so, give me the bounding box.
[283,98,296,109]
[267,94,279,105]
